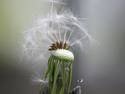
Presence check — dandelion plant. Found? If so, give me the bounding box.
[23,0,94,94]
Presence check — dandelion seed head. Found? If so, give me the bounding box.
[21,0,95,75]
[22,10,92,62]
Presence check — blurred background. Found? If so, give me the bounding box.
[0,0,125,94]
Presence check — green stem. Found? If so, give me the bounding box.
[39,56,53,94]
[44,56,53,78]
[60,61,65,94]
[68,63,72,94]
[51,59,59,94]
[48,57,55,94]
